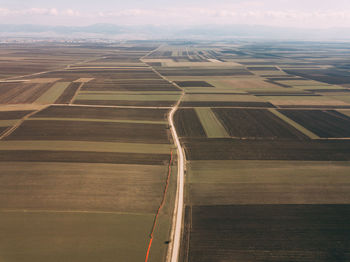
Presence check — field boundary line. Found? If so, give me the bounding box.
[145,151,173,262]
[0,105,49,140]
[69,82,85,105]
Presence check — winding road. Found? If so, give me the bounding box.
[166,89,185,262]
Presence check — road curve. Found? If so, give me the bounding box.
[167,90,185,262]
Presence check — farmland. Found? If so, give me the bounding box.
[1,40,350,262]
[143,42,350,262]
[0,43,179,262]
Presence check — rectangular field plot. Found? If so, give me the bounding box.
[0,140,171,154]
[175,81,214,87]
[33,105,169,122]
[174,109,206,138]
[278,110,350,138]
[182,138,350,161]
[212,108,307,139]
[0,211,152,262]
[4,120,170,144]
[184,205,350,262]
[0,162,170,213]
[0,150,170,165]
[187,160,350,205]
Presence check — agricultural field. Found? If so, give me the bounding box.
[0,43,179,262]
[142,43,350,262]
[1,40,350,262]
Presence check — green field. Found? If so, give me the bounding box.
[194,108,229,138]
[0,211,152,262]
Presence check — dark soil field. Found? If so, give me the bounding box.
[5,120,170,143]
[0,126,8,135]
[278,110,350,138]
[175,81,214,87]
[183,205,350,262]
[213,108,308,139]
[174,109,206,138]
[0,110,32,120]
[34,105,168,121]
[182,138,350,160]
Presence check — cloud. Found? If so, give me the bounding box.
[0,6,349,28]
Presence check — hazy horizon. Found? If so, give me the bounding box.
[1,0,350,28]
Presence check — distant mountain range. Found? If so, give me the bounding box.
[0,24,350,40]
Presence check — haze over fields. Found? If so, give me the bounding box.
[1,0,350,39]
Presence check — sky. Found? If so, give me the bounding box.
[0,0,350,28]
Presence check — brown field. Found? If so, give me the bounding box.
[4,120,170,144]
[0,162,170,213]
[0,82,53,104]
[0,150,170,165]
